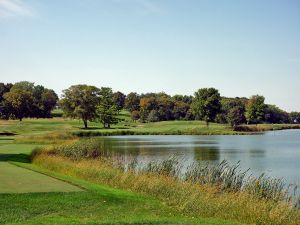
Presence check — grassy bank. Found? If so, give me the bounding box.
[2,162,239,225]
[31,139,300,225]
[0,136,240,225]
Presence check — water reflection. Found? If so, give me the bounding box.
[100,130,300,184]
[193,146,220,161]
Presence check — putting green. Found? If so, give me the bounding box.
[0,162,83,193]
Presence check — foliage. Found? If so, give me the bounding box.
[226,99,246,127]
[125,92,140,112]
[191,88,221,126]
[264,104,289,124]
[60,84,100,128]
[97,87,119,128]
[130,110,140,121]
[0,82,57,120]
[113,91,126,111]
[147,110,160,122]
[246,95,266,124]
[289,111,300,124]
[3,84,34,121]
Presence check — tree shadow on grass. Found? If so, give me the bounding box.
[0,153,30,163]
[78,127,130,130]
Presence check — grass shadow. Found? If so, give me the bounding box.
[0,132,16,136]
[78,127,130,130]
[0,153,30,163]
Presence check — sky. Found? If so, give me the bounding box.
[0,0,299,111]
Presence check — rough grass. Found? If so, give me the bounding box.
[32,146,300,225]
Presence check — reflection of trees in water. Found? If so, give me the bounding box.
[103,138,221,163]
[193,146,220,161]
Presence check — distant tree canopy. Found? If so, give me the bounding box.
[289,112,300,124]
[0,81,58,121]
[191,88,221,126]
[125,92,140,112]
[60,85,100,129]
[1,81,299,127]
[264,104,289,124]
[113,91,126,112]
[246,95,266,124]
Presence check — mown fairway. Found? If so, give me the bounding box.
[0,139,82,193]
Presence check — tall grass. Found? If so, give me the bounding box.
[31,138,300,225]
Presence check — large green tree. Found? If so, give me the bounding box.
[97,87,119,128]
[191,88,221,126]
[3,86,34,121]
[60,85,100,128]
[246,95,266,124]
[32,85,58,118]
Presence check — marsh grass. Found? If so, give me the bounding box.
[32,138,300,225]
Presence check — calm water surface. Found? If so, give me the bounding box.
[101,129,300,184]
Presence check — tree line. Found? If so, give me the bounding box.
[1,81,300,128]
[0,82,58,121]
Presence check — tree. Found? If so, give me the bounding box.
[97,87,119,128]
[0,83,13,119]
[157,95,174,121]
[246,95,266,124]
[125,92,140,112]
[227,107,246,128]
[31,85,58,118]
[264,105,289,124]
[191,88,221,126]
[220,98,246,127]
[289,112,300,124]
[147,110,160,122]
[131,110,140,122]
[173,101,190,120]
[60,85,100,128]
[3,88,33,121]
[41,89,58,117]
[113,91,126,111]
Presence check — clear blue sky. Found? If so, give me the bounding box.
[1,0,299,111]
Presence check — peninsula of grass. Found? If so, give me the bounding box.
[1,115,300,138]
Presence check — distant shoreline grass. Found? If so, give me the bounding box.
[1,118,300,137]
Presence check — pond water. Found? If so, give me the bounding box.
[100,129,300,184]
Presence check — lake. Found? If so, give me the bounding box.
[101,129,300,184]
